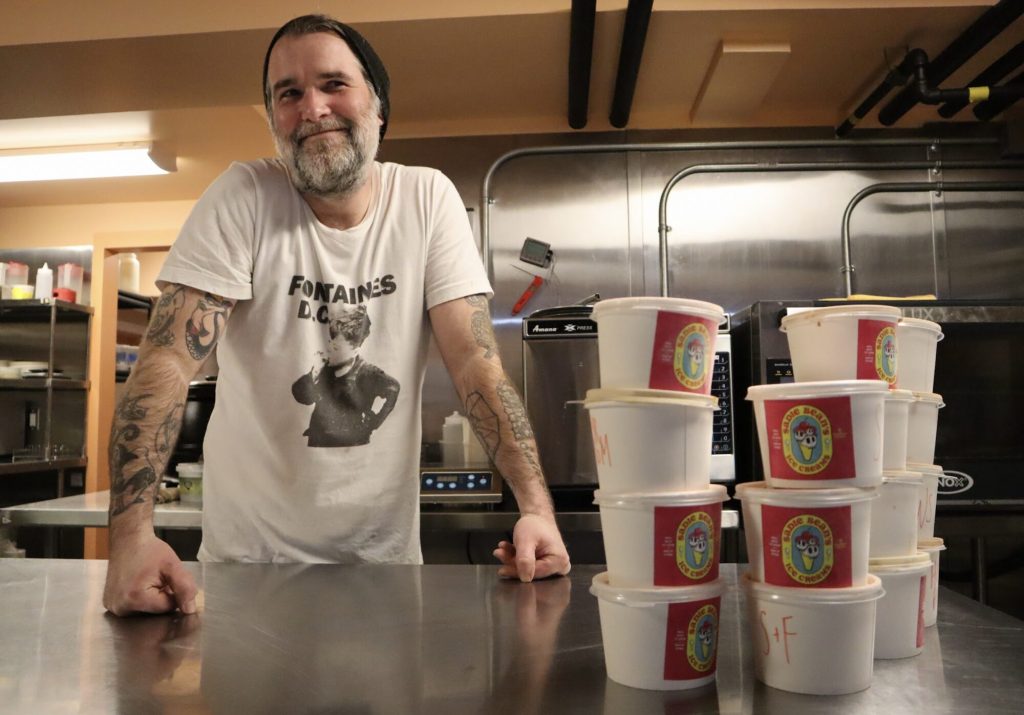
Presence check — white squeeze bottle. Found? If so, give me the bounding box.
[34,263,52,300]
[119,253,140,293]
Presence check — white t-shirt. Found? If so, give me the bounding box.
[157,159,492,563]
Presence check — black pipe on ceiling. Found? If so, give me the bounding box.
[877,0,1024,126]
[609,0,654,129]
[974,67,1024,121]
[568,0,597,129]
[939,40,1024,118]
[835,53,917,137]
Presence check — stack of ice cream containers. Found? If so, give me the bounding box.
[585,297,729,691]
[739,304,946,695]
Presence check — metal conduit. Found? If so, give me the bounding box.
[841,180,1024,296]
[656,160,1024,297]
[479,137,998,282]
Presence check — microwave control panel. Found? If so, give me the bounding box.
[419,469,502,503]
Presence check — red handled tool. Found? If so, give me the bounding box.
[511,275,544,315]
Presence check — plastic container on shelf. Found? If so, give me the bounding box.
[909,462,942,539]
[176,462,204,506]
[746,380,888,489]
[897,318,943,393]
[56,263,84,303]
[737,481,877,588]
[594,485,728,587]
[591,297,725,394]
[745,572,884,695]
[917,537,946,627]
[591,572,724,690]
[584,387,717,493]
[119,253,140,293]
[907,393,944,464]
[780,304,902,386]
[869,470,923,558]
[883,389,914,470]
[34,263,52,300]
[869,553,931,659]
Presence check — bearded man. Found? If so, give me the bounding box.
[103,14,570,616]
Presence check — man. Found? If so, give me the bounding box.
[103,14,571,616]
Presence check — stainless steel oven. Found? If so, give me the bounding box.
[731,300,1024,506]
[522,305,736,509]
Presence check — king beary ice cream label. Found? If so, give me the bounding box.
[649,311,718,392]
[761,504,854,587]
[763,397,856,480]
[664,598,720,680]
[857,318,898,386]
[653,503,723,585]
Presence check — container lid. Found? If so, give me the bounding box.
[735,481,878,505]
[590,571,724,607]
[176,462,204,477]
[743,572,884,604]
[591,296,724,323]
[881,469,923,485]
[918,536,946,551]
[746,380,888,401]
[898,317,944,340]
[584,387,718,410]
[907,462,944,476]
[527,304,593,320]
[911,392,944,406]
[780,304,902,331]
[885,389,915,402]
[594,485,728,509]
[868,552,932,574]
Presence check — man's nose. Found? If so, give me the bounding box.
[298,89,331,122]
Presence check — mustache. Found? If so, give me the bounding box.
[293,117,352,143]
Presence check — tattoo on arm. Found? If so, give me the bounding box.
[146,287,187,347]
[465,391,501,461]
[108,395,184,518]
[464,294,497,360]
[185,293,234,361]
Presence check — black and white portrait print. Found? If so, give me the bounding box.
[291,304,400,447]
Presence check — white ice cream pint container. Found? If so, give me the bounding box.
[584,388,717,493]
[780,304,901,387]
[176,462,204,506]
[883,389,914,471]
[869,552,931,659]
[869,471,922,558]
[746,380,887,489]
[917,537,946,627]
[591,572,724,690]
[737,481,877,588]
[909,462,942,539]
[744,572,884,695]
[591,297,725,395]
[897,318,943,393]
[907,392,944,464]
[595,486,728,588]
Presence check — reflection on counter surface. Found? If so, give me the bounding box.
[2,562,1024,714]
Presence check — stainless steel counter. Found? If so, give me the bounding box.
[0,490,741,531]
[1,561,1021,714]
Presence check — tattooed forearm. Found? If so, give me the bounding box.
[146,287,187,347]
[108,394,185,518]
[185,293,234,361]
[465,391,501,461]
[464,294,497,360]
[496,377,535,441]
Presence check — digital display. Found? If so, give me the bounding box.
[519,237,552,268]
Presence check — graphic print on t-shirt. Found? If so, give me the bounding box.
[291,303,401,447]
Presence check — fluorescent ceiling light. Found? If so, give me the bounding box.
[0,142,176,183]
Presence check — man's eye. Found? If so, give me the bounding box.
[324,80,346,91]
[278,89,299,101]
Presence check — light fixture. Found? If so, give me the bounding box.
[0,141,176,183]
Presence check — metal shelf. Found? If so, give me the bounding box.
[0,298,93,317]
[0,458,87,476]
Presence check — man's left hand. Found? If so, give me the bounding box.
[493,514,571,582]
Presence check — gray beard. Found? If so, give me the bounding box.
[275,120,377,198]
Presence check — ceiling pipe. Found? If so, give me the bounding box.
[974,67,1024,121]
[835,53,918,137]
[609,0,654,129]
[568,0,597,130]
[878,0,1024,126]
[939,40,1024,118]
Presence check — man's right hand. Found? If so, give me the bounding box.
[103,533,198,616]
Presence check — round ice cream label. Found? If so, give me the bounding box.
[664,598,720,680]
[762,504,854,587]
[655,503,722,585]
[764,397,855,480]
[649,311,718,392]
[857,318,898,386]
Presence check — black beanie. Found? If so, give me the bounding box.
[262,15,391,141]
